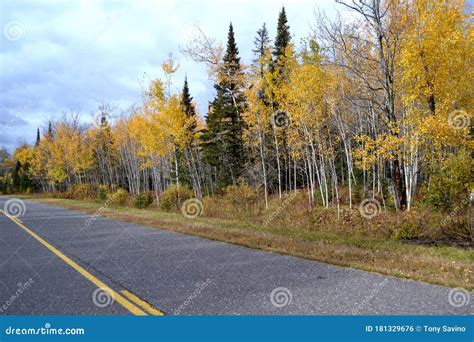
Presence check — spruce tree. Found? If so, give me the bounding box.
[271,7,292,194]
[202,23,246,187]
[181,76,197,134]
[253,23,271,67]
[47,122,53,139]
[270,7,291,88]
[35,128,40,146]
[273,6,291,62]
[176,76,198,187]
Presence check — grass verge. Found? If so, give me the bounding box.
[14,195,474,290]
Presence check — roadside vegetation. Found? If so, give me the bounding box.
[14,189,473,290]
[0,1,472,288]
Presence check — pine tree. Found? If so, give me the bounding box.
[181,76,197,134]
[202,23,246,187]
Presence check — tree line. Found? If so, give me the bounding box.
[1,1,472,214]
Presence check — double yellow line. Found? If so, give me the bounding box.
[0,209,164,316]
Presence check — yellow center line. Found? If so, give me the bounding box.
[0,209,149,316]
[120,290,164,316]
[11,216,23,224]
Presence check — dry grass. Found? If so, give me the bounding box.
[17,195,473,290]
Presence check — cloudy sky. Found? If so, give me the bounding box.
[0,0,339,152]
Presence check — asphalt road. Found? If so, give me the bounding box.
[0,197,472,315]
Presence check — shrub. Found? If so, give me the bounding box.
[436,213,472,246]
[67,184,97,200]
[422,149,473,211]
[108,188,129,206]
[392,223,421,240]
[134,192,154,209]
[97,185,109,201]
[159,185,193,211]
[222,184,263,217]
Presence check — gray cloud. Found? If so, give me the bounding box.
[0,0,337,151]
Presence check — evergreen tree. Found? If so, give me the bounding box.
[270,7,292,89]
[252,23,272,104]
[177,76,198,188]
[270,7,292,194]
[47,121,54,139]
[12,160,21,191]
[35,128,40,147]
[202,23,246,187]
[273,7,291,62]
[253,23,271,68]
[181,76,197,134]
